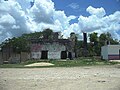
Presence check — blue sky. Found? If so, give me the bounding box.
[52,0,120,15]
[0,0,120,42]
[52,0,120,23]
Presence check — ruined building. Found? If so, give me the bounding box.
[0,32,77,64]
[30,32,77,59]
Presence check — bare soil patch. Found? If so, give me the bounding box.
[0,65,120,90]
[24,62,54,67]
[110,60,120,63]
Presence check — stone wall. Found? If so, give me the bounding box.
[21,52,30,62]
[8,53,20,64]
[31,42,66,59]
[0,52,30,64]
[31,52,41,59]
[48,51,61,59]
[31,42,65,52]
[0,52,3,64]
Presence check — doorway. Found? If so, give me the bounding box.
[41,51,48,59]
[119,49,120,59]
[68,52,72,60]
[61,51,67,59]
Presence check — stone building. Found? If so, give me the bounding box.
[0,46,30,64]
[0,32,77,64]
[30,32,77,59]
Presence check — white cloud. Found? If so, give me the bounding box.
[0,14,15,25]
[0,0,30,42]
[62,23,80,38]
[0,1,120,43]
[86,6,106,18]
[29,0,55,24]
[78,6,120,39]
[67,3,79,9]
[53,11,76,30]
[116,0,120,2]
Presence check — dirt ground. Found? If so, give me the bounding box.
[0,65,120,90]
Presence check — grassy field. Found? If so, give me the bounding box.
[0,57,120,68]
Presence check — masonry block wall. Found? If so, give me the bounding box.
[31,42,66,59]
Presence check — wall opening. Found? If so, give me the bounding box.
[61,51,67,59]
[68,52,72,60]
[119,49,120,59]
[41,51,48,59]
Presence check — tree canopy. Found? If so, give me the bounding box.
[0,28,53,53]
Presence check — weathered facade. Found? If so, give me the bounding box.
[30,33,76,59]
[0,32,77,63]
[0,52,3,64]
[0,46,30,64]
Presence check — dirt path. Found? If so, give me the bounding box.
[0,65,120,90]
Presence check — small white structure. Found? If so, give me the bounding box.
[101,45,120,60]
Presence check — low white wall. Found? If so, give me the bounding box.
[101,46,108,60]
[108,45,120,55]
[101,45,120,60]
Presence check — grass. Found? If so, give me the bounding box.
[0,58,120,68]
[50,59,120,67]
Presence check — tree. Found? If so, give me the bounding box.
[89,32,98,43]
[76,40,84,57]
[42,28,53,39]
[99,32,119,46]
[99,33,107,46]
[89,32,100,56]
